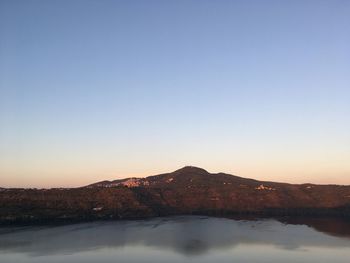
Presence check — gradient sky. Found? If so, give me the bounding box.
[1,0,349,188]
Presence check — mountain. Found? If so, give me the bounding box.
[1,166,350,224]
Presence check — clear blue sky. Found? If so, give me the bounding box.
[1,0,349,187]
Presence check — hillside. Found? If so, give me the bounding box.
[1,166,350,224]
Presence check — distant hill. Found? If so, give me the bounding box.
[1,166,350,224]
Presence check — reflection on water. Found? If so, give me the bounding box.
[0,216,350,263]
[279,217,350,238]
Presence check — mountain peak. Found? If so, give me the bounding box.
[173,166,209,175]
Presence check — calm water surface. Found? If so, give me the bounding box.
[0,216,350,263]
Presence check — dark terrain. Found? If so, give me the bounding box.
[1,166,350,224]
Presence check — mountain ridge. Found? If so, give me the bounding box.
[1,166,350,224]
[85,166,338,189]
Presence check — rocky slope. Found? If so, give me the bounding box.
[1,166,350,224]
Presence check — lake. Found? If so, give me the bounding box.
[0,216,350,263]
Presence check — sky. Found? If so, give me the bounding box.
[0,0,349,188]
